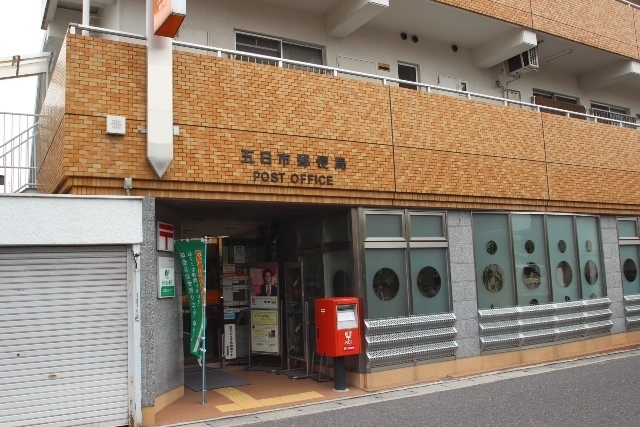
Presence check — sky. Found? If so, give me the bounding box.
[0,0,47,115]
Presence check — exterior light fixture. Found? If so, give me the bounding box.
[545,49,573,64]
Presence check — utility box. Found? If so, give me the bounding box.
[315,297,361,357]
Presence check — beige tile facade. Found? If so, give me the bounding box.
[37,35,640,215]
[435,0,640,60]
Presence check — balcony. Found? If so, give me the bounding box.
[37,29,640,213]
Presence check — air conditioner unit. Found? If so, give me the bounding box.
[504,47,539,76]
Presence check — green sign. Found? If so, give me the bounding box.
[175,240,206,361]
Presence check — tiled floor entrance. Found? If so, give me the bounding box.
[155,366,365,426]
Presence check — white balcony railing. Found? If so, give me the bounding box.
[590,108,638,129]
[66,24,640,131]
[0,112,39,194]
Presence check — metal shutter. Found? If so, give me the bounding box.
[0,246,130,427]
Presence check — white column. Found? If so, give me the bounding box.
[82,0,90,35]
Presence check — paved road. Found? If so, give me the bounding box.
[182,349,640,427]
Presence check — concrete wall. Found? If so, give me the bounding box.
[140,197,184,407]
[0,194,142,245]
[602,216,626,334]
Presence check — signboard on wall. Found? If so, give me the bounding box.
[153,0,187,38]
[224,324,236,359]
[249,262,280,356]
[157,256,175,298]
[251,310,279,354]
[157,222,174,252]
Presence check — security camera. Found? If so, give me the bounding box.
[451,44,459,52]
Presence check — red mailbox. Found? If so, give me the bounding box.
[315,297,361,357]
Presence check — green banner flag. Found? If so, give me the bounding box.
[175,240,206,362]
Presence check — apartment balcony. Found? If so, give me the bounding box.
[37,32,640,214]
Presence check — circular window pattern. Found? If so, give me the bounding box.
[564,296,571,302]
[623,259,638,283]
[333,270,352,297]
[584,260,598,285]
[522,262,542,290]
[417,266,441,298]
[530,299,539,305]
[483,264,505,293]
[558,240,567,253]
[525,240,535,254]
[372,268,400,301]
[556,261,573,288]
[486,241,498,255]
[586,240,593,252]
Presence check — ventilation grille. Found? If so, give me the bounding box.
[479,299,613,351]
[364,313,457,369]
[624,294,640,329]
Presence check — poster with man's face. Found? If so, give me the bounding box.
[249,266,278,309]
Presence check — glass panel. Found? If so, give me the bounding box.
[324,249,354,297]
[618,219,638,238]
[512,215,550,305]
[410,214,444,238]
[576,217,605,299]
[299,219,322,248]
[282,43,323,65]
[473,214,516,309]
[365,248,408,318]
[324,214,349,243]
[620,246,640,295]
[366,213,403,238]
[410,248,450,315]
[547,216,580,302]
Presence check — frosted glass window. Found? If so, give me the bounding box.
[473,214,516,309]
[547,216,580,302]
[299,219,322,248]
[410,248,450,315]
[618,220,638,238]
[620,246,640,295]
[324,214,349,243]
[365,249,408,318]
[366,214,403,238]
[410,215,444,238]
[576,217,605,299]
[324,249,354,297]
[512,215,550,305]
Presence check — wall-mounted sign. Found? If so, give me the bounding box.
[157,256,175,298]
[234,246,246,264]
[241,149,347,186]
[224,324,236,359]
[157,222,174,252]
[153,0,186,38]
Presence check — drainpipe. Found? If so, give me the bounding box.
[82,0,90,36]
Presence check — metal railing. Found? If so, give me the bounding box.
[0,112,39,193]
[590,108,638,128]
[67,23,640,131]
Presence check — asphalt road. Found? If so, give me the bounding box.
[199,349,640,427]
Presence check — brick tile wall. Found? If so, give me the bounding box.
[38,36,640,214]
[436,0,640,60]
[38,39,67,193]
[532,0,639,60]
[433,0,532,27]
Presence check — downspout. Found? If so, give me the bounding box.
[82,0,90,35]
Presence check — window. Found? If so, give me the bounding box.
[472,213,605,309]
[532,89,579,105]
[590,101,636,128]
[398,62,418,90]
[235,32,324,71]
[363,210,450,319]
[618,218,640,296]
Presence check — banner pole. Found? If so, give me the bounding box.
[202,237,208,404]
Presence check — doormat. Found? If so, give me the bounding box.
[184,369,249,391]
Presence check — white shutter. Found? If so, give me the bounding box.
[0,246,130,427]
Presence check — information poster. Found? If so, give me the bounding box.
[251,310,279,354]
[249,262,280,356]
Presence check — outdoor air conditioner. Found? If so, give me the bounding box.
[504,47,539,76]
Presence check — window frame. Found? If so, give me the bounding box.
[234,30,325,65]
